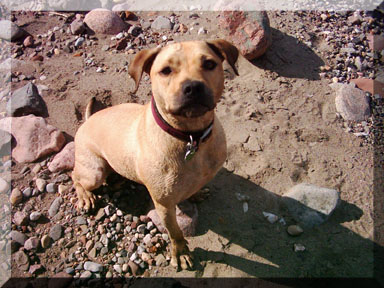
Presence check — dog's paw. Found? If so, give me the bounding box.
[171,252,194,270]
[76,190,96,211]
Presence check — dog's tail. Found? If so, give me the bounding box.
[85,97,95,121]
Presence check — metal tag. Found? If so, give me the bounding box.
[185,135,198,161]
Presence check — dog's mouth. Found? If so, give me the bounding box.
[170,102,215,118]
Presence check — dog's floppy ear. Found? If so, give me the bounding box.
[206,39,239,76]
[129,47,160,93]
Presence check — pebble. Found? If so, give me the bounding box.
[262,212,279,224]
[65,267,75,275]
[128,260,139,276]
[113,264,122,273]
[155,254,166,267]
[24,237,40,250]
[84,261,103,272]
[49,224,63,241]
[46,183,57,193]
[294,243,306,252]
[41,235,52,248]
[13,211,29,226]
[96,67,104,73]
[36,178,47,192]
[14,251,29,271]
[76,216,87,225]
[29,211,42,221]
[80,270,92,279]
[10,188,23,205]
[151,16,173,30]
[10,230,27,246]
[74,37,85,47]
[287,225,304,236]
[22,187,32,198]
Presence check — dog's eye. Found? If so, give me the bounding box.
[203,60,217,71]
[160,66,172,75]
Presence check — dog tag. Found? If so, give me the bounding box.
[185,136,198,161]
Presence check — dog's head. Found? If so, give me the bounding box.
[129,40,238,119]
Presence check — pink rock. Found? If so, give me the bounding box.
[48,142,75,172]
[24,237,40,250]
[0,115,65,163]
[367,34,384,52]
[84,9,128,35]
[219,11,272,60]
[23,35,34,47]
[147,200,198,237]
[351,78,384,97]
[13,211,29,226]
[29,264,43,275]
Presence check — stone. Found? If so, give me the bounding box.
[80,270,92,279]
[0,178,10,194]
[282,183,340,228]
[70,19,86,35]
[48,197,63,217]
[294,243,306,252]
[151,16,173,30]
[95,208,105,221]
[154,254,166,267]
[22,187,32,198]
[23,35,34,47]
[29,211,42,221]
[0,115,65,163]
[84,9,128,35]
[46,183,57,193]
[0,130,11,154]
[218,11,271,60]
[36,178,47,192]
[41,235,52,248]
[262,211,278,224]
[287,225,304,236]
[24,237,40,250]
[74,37,85,47]
[76,216,87,225]
[0,20,27,41]
[14,251,29,271]
[10,230,27,245]
[114,264,122,273]
[48,142,75,172]
[351,78,384,98]
[10,188,23,205]
[84,261,103,272]
[13,211,29,226]
[29,264,43,274]
[367,34,384,52]
[335,84,371,121]
[128,260,139,276]
[6,82,48,117]
[49,224,63,241]
[147,200,198,236]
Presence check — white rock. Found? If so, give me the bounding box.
[262,212,278,224]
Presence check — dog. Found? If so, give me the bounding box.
[72,39,239,269]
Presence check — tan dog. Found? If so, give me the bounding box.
[72,40,239,269]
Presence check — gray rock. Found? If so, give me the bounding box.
[0,20,27,41]
[22,187,32,198]
[74,37,85,47]
[151,16,173,30]
[36,178,47,192]
[335,84,371,121]
[24,236,40,250]
[13,211,29,226]
[49,224,63,241]
[0,178,10,194]
[29,211,42,221]
[10,230,27,245]
[14,250,29,271]
[84,261,103,272]
[80,270,92,279]
[6,82,47,117]
[65,267,75,275]
[46,183,57,193]
[76,216,87,225]
[100,246,108,256]
[155,254,167,266]
[282,183,340,228]
[70,19,86,35]
[48,197,63,217]
[0,130,11,154]
[113,264,122,273]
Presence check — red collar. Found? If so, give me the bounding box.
[151,96,214,144]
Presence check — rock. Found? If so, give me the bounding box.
[294,243,306,252]
[23,35,34,47]
[10,188,23,205]
[367,34,384,52]
[48,271,73,288]
[49,224,63,241]
[29,264,43,274]
[114,264,122,273]
[22,187,32,198]
[6,82,47,117]
[80,270,92,279]
[335,84,371,121]
[13,211,29,226]
[24,237,40,250]
[151,16,173,30]
[10,230,27,245]
[36,178,47,192]
[95,208,105,221]
[30,211,42,221]
[128,260,139,276]
[287,225,304,236]
[262,211,278,224]
[218,11,271,60]
[0,20,27,41]
[0,115,65,163]
[282,183,340,228]
[14,251,29,271]
[147,200,198,236]
[65,267,75,275]
[154,254,166,267]
[70,19,86,35]
[84,9,128,35]
[76,216,87,225]
[351,78,384,98]
[46,183,57,193]
[84,261,103,272]
[74,37,85,47]
[0,130,11,153]
[48,197,63,217]
[0,178,10,194]
[41,235,52,248]
[48,142,75,172]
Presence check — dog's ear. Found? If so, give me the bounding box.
[206,39,239,76]
[128,47,160,93]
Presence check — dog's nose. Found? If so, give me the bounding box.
[182,81,205,98]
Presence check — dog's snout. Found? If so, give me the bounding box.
[182,81,205,98]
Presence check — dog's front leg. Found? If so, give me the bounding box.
[154,202,194,270]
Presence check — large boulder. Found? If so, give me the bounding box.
[84,9,128,35]
[48,142,75,172]
[0,20,27,42]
